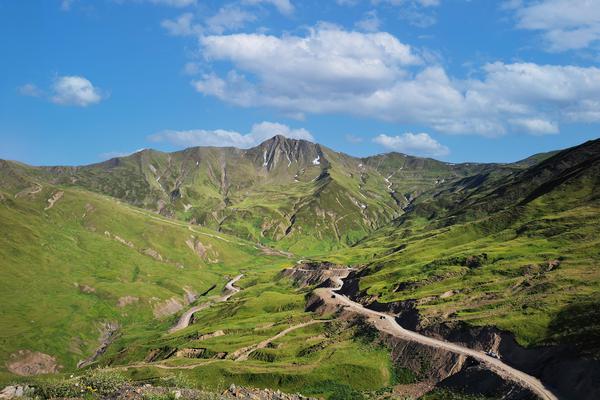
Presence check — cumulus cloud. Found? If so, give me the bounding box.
[149,121,314,148]
[194,25,421,101]
[373,133,449,156]
[51,76,103,107]
[189,24,600,136]
[508,0,600,51]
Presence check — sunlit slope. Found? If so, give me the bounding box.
[98,271,395,398]
[25,136,402,253]
[0,174,285,374]
[328,139,600,354]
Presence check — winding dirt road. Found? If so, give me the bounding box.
[315,273,560,400]
[232,320,325,361]
[169,274,243,334]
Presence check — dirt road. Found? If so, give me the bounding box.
[316,273,559,400]
[169,274,243,334]
[232,320,325,361]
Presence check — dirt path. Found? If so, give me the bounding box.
[169,275,243,334]
[232,320,325,361]
[316,273,559,400]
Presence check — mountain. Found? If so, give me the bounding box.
[1,136,598,400]
[2,136,548,255]
[329,138,600,356]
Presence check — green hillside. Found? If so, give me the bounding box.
[1,136,599,400]
[327,139,600,354]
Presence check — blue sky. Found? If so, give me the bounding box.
[2,0,600,166]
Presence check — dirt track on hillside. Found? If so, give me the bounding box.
[169,275,243,333]
[315,273,559,400]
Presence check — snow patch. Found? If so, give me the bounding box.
[263,150,268,167]
[312,155,320,165]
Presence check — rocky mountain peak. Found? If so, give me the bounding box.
[253,135,324,171]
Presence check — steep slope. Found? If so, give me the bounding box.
[12,136,549,254]
[323,139,600,399]
[0,167,289,377]
[14,136,403,253]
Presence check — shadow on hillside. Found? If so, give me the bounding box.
[547,294,600,358]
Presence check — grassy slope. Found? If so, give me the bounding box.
[0,181,396,397]
[104,272,393,397]
[326,141,600,354]
[0,181,286,378]
[26,140,401,254]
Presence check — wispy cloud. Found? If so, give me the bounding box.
[18,83,43,98]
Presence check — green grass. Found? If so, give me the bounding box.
[0,184,286,374]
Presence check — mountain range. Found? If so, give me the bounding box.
[1,136,599,400]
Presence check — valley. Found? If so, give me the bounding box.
[1,136,599,400]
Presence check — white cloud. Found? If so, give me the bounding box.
[195,25,420,102]
[161,13,199,36]
[206,5,257,34]
[51,76,103,107]
[190,23,600,136]
[162,6,258,37]
[241,0,294,15]
[149,121,314,148]
[18,83,43,97]
[373,133,449,156]
[508,0,600,51]
[509,118,559,135]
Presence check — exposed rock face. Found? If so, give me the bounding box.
[77,283,96,294]
[305,291,537,400]
[143,248,163,261]
[419,321,600,400]
[280,262,350,288]
[77,322,120,369]
[153,298,183,319]
[0,385,33,399]
[436,359,538,400]
[251,134,326,172]
[338,268,600,400]
[6,350,61,376]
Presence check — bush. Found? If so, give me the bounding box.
[159,372,195,389]
[80,368,129,396]
[35,369,129,399]
[391,365,417,385]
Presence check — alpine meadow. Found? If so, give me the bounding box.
[1,1,600,400]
